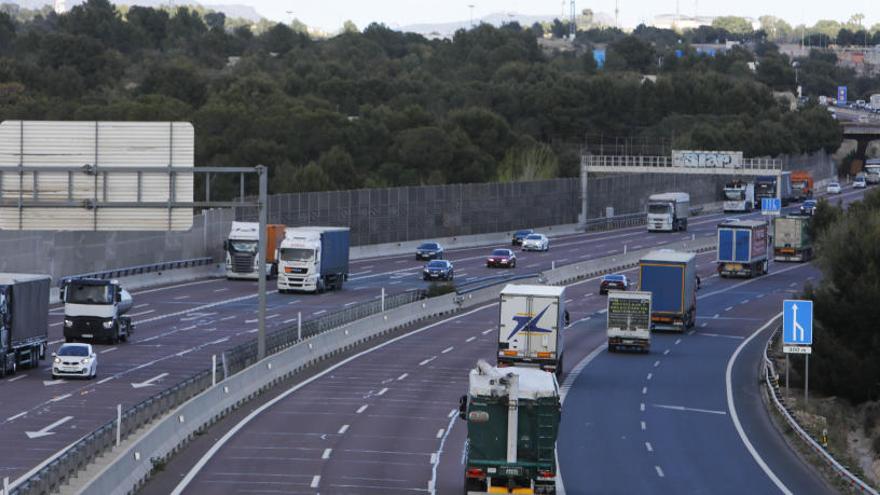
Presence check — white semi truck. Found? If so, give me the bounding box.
[224,222,285,280]
[496,285,566,377]
[722,181,755,212]
[647,192,690,232]
[61,278,133,344]
[277,227,350,293]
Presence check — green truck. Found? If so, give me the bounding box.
[773,215,812,262]
[459,360,560,495]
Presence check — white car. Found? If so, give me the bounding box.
[520,233,549,251]
[826,182,842,194]
[52,343,97,380]
[854,176,867,189]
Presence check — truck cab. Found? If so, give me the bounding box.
[722,181,754,213]
[61,278,133,344]
[790,171,813,202]
[224,222,285,280]
[646,192,689,232]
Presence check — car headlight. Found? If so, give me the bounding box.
[81,358,90,365]
[54,357,61,364]
[64,319,73,327]
[102,320,115,329]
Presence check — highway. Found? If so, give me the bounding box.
[148,186,866,495]
[125,186,860,494]
[0,209,733,484]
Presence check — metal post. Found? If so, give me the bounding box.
[551,261,556,270]
[116,404,122,447]
[3,476,8,495]
[624,244,627,254]
[381,288,386,312]
[222,352,228,380]
[212,354,216,386]
[297,311,302,341]
[580,162,589,229]
[805,354,809,406]
[257,165,268,360]
[785,354,789,398]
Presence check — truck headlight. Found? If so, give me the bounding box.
[64,319,73,327]
[102,320,115,329]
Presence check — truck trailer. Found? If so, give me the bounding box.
[0,274,50,377]
[638,251,697,331]
[497,285,566,377]
[716,220,770,277]
[646,192,690,232]
[607,290,652,353]
[774,216,812,262]
[277,226,350,293]
[460,360,560,495]
[225,222,286,280]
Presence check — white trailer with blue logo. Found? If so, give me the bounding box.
[497,284,566,377]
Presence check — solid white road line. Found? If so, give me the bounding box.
[97,377,114,385]
[7,411,27,421]
[653,404,727,415]
[726,313,792,495]
[100,347,118,354]
[7,375,26,383]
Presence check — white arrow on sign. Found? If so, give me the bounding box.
[791,303,805,342]
[131,372,169,389]
[26,416,73,439]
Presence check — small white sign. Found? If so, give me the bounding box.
[783,345,812,355]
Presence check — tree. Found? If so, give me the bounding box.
[204,12,225,31]
[342,19,358,33]
[711,16,753,36]
[318,146,360,189]
[606,36,655,73]
[497,141,558,182]
[837,28,854,46]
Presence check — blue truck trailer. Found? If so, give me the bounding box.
[277,227,350,293]
[638,251,697,332]
[716,220,770,278]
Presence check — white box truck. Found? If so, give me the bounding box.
[497,285,566,377]
[647,192,690,232]
[607,290,652,353]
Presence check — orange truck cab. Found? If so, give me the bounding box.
[790,171,813,201]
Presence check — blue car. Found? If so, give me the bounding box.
[800,199,818,216]
[415,242,444,260]
[511,229,534,246]
[422,260,454,281]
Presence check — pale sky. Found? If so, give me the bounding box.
[252,0,879,33]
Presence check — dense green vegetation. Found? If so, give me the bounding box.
[0,0,843,194]
[801,190,880,404]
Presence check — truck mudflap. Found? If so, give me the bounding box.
[718,261,767,278]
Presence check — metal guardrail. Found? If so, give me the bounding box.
[9,289,423,495]
[61,257,215,285]
[763,327,879,494]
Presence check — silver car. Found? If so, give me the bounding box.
[521,233,549,251]
[52,343,97,380]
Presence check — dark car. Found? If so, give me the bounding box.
[511,229,534,246]
[422,260,454,281]
[487,248,517,268]
[800,199,818,216]
[599,274,629,295]
[415,242,444,260]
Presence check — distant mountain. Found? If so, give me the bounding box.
[2,0,264,21]
[399,11,615,38]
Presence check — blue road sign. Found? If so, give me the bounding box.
[783,299,813,345]
[837,86,847,106]
[761,198,781,215]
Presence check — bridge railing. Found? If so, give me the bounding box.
[583,154,783,172]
